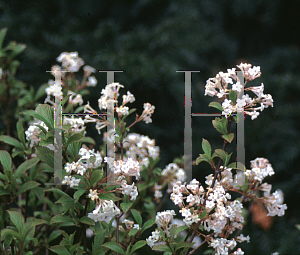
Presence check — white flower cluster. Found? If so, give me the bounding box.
[68,90,83,106]
[141,102,155,124]
[62,175,81,187]
[210,237,243,255]
[244,157,275,183]
[166,157,286,254]
[87,200,121,222]
[146,210,176,248]
[102,157,140,201]
[119,178,139,201]
[104,157,140,180]
[62,145,102,189]
[24,119,54,153]
[78,146,102,169]
[209,234,250,255]
[62,115,87,136]
[98,82,124,110]
[56,51,84,73]
[45,52,97,108]
[122,133,160,169]
[263,189,287,217]
[161,163,187,193]
[204,63,273,120]
[122,219,140,230]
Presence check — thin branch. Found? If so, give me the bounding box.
[155,191,169,213]
[188,239,207,255]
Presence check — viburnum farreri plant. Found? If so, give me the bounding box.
[0,48,286,255]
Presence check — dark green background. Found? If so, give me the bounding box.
[1,0,300,254]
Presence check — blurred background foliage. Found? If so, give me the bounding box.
[0,0,299,254]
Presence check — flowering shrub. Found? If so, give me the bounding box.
[0,32,286,255]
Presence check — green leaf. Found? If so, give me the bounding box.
[31,187,44,200]
[296,224,300,231]
[34,83,48,101]
[48,230,62,243]
[227,162,246,171]
[33,124,47,136]
[208,101,223,111]
[174,225,189,236]
[0,27,8,49]
[233,114,239,123]
[212,149,227,163]
[229,90,237,104]
[222,133,234,143]
[92,229,106,252]
[90,169,103,187]
[80,216,95,225]
[55,195,84,210]
[128,228,139,236]
[0,150,12,170]
[17,181,40,196]
[49,245,72,255]
[224,152,232,167]
[131,209,142,227]
[203,249,215,254]
[61,94,71,108]
[212,117,228,135]
[50,215,75,225]
[175,241,191,251]
[141,219,155,233]
[17,119,26,146]
[152,244,172,252]
[66,133,85,147]
[130,240,147,254]
[120,202,133,214]
[14,157,40,179]
[22,219,46,240]
[0,187,10,196]
[35,146,54,168]
[202,139,211,155]
[36,104,54,130]
[0,229,22,241]
[169,224,177,239]
[7,210,25,233]
[11,43,26,57]
[0,136,24,150]
[102,242,125,255]
[200,208,207,219]
[73,189,87,203]
[82,136,96,145]
[45,188,69,198]
[98,192,121,202]
[195,153,213,167]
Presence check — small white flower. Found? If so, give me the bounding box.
[83,65,96,76]
[87,76,98,87]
